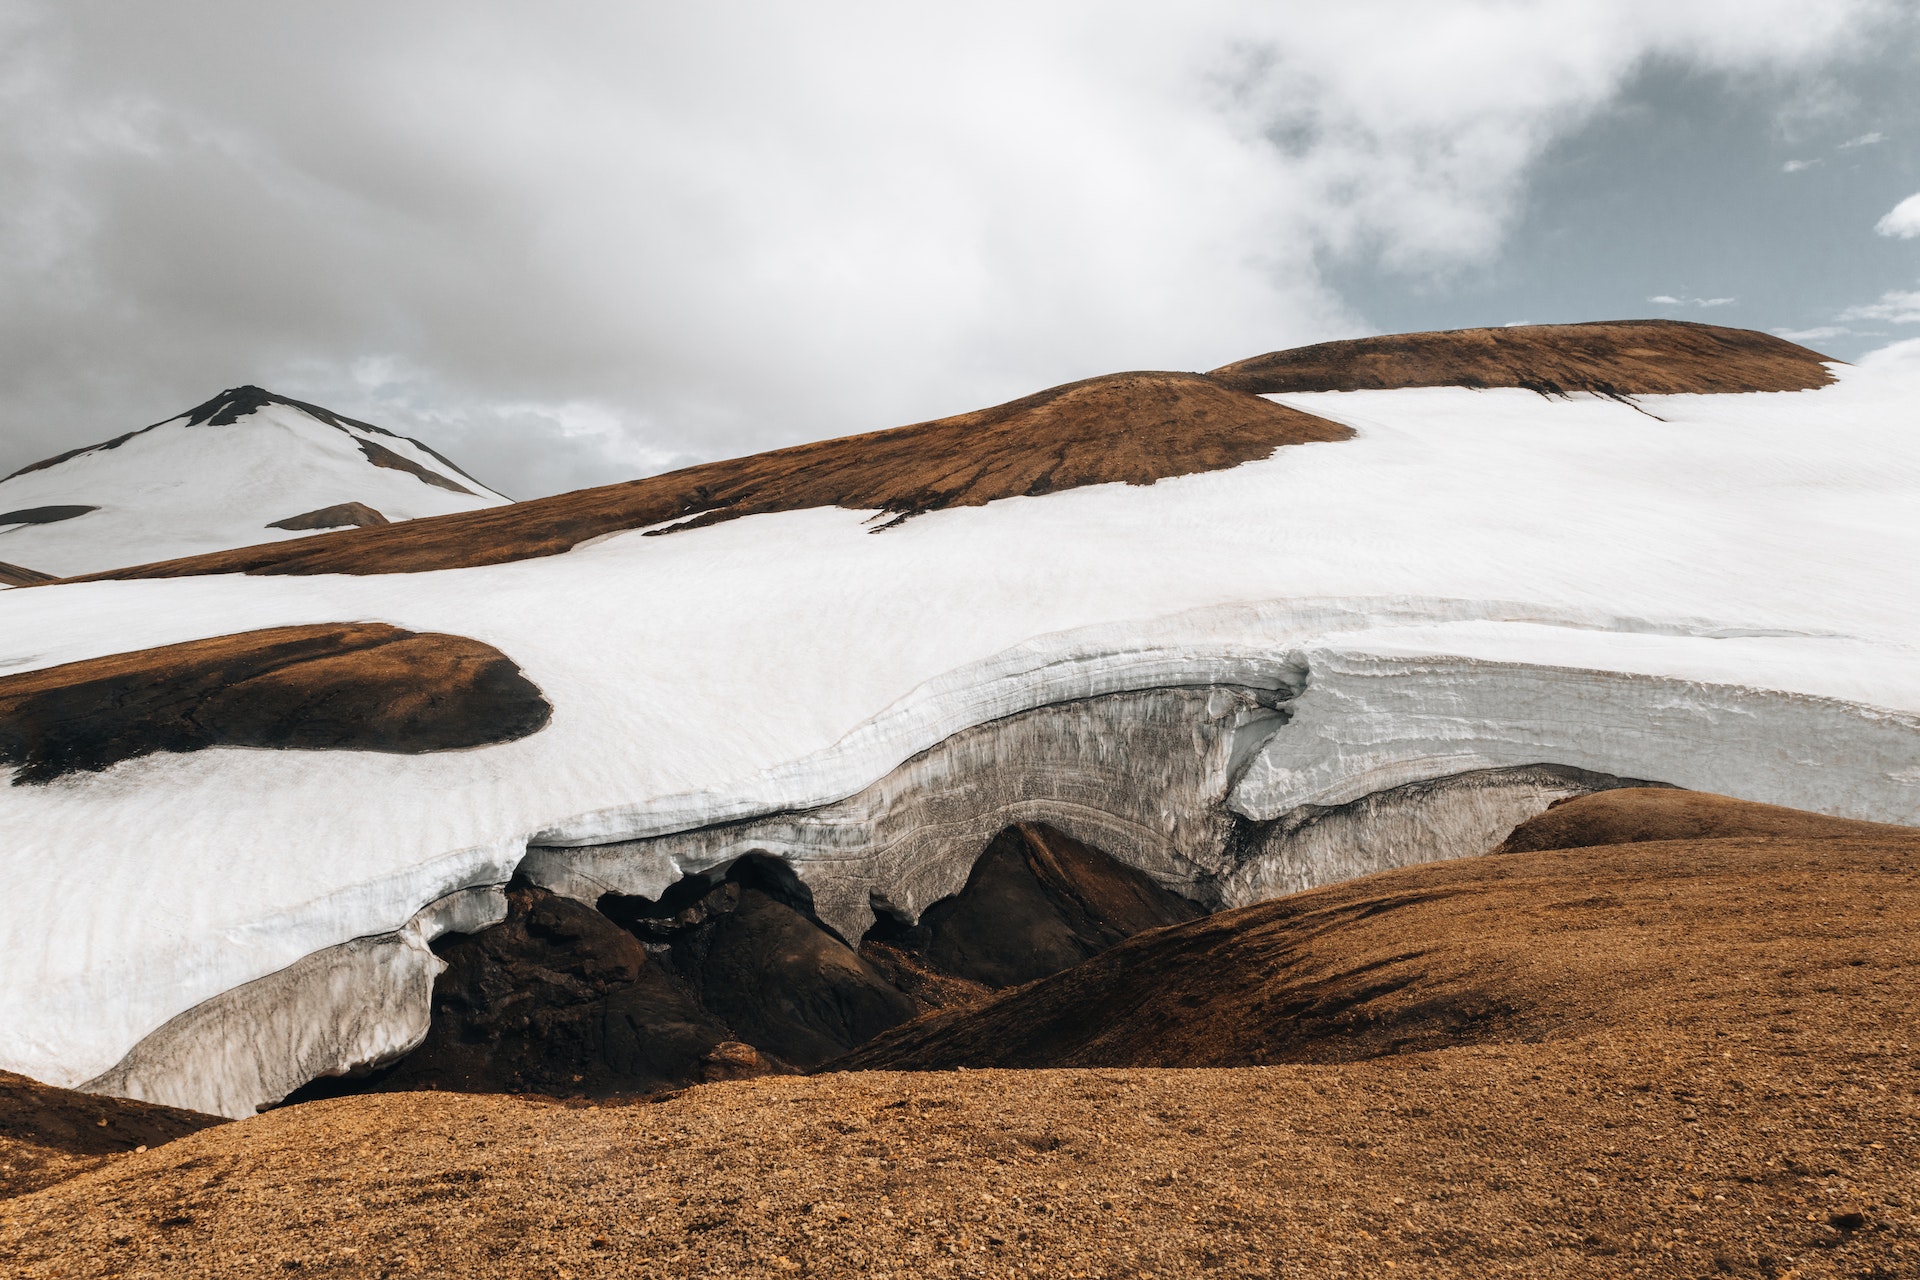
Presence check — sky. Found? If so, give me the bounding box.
[1,1,1917,499]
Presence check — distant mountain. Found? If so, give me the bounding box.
[0,386,509,579]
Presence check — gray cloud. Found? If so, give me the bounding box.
[0,1,1909,496]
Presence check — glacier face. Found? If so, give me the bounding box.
[3,347,1919,1113]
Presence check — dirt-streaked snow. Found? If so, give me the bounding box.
[2,344,1917,1112]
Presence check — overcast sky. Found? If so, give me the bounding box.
[2,2,1917,498]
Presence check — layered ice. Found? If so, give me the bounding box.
[3,344,1919,1114]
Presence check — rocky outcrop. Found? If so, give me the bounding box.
[869,822,1203,989]
[0,622,551,784]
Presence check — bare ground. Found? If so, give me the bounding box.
[3,791,1915,1277]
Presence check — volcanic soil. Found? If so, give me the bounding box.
[3,789,1917,1278]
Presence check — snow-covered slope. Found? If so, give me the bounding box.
[1,323,1915,1117]
[0,387,508,578]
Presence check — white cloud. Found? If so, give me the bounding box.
[1838,289,1920,324]
[1648,294,1735,307]
[1774,325,1851,341]
[1877,193,1920,238]
[1698,297,1737,307]
[1839,130,1888,147]
[0,0,1901,493]
[1648,294,1685,305]
[1781,158,1818,172]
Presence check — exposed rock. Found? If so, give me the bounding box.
[1209,319,1834,397]
[79,371,1351,578]
[307,828,1200,1103]
[352,437,478,495]
[869,822,1203,988]
[311,884,741,1100]
[0,504,97,525]
[0,622,551,784]
[604,857,918,1070]
[266,501,390,531]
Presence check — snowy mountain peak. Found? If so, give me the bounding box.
[0,388,509,579]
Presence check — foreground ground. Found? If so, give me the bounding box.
[2,791,1915,1278]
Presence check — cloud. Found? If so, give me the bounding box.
[1839,130,1888,147]
[1877,193,1920,238]
[1838,289,1920,323]
[1781,158,1819,172]
[1648,294,1736,307]
[0,1,1902,495]
[1774,325,1851,341]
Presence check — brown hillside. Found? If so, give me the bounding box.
[1209,320,1835,397]
[72,372,1349,580]
[6,796,1918,1277]
[1496,787,1913,853]
[0,623,550,784]
[836,794,1920,1072]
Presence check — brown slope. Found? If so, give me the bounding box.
[1210,319,1836,397]
[71,371,1349,580]
[833,796,1920,1072]
[0,1071,221,1200]
[0,560,55,587]
[0,622,551,784]
[1495,785,1915,852]
[8,805,1919,1277]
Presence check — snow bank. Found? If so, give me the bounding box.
[2,353,1917,1113]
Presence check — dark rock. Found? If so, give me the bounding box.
[0,504,97,526]
[607,857,918,1069]
[294,885,741,1101]
[1829,1208,1866,1231]
[872,822,1205,988]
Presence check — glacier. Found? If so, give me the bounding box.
[2,345,1918,1116]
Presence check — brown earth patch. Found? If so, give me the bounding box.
[0,1071,220,1200]
[1210,319,1835,398]
[266,501,390,531]
[1496,786,1915,853]
[0,560,55,588]
[0,622,550,784]
[6,810,1918,1277]
[74,371,1350,580]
